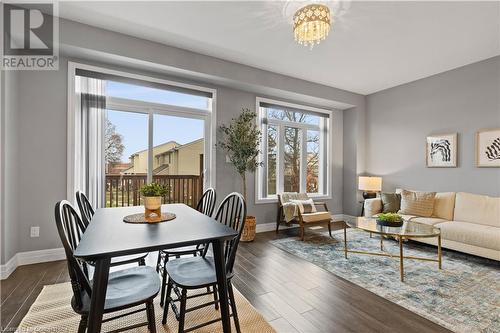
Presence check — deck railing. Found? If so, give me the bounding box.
[105,174,203,208]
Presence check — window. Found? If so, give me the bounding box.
[69,63,216,209]
[104,83,212,208]
[256,98,331,202]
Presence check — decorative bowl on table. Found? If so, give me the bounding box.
[376,213,404,227]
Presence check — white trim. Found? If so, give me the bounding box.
[0,248,66,280]
[0,255,17,280]
[255,97,337,204]
[257,97,334,115]
[67,61,218,201]
[0,214,352,279]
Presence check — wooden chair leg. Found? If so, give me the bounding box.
[213,284,219,310]
[178,289,187,333]
[160,256,169,307]
[162,278,173,325]
[146,301,157,333]
[300,225,305,241]
[276,207,281,234]
[328,221,332,237]
[78,315,88,333]
[228,282,241,333]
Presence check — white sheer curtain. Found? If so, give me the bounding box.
[73,76,106,208]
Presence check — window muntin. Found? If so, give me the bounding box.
[257,100,330,201]
[267,125,278,196]
[267,108,320,126]
[106,81,211,110]
[306,130,320,194]
[284,127,301,193]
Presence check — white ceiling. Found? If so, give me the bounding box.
[57,1,500,95]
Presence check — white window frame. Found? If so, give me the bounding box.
[255,97,333,204]
[67,61,217,204]
[106,97,212,185]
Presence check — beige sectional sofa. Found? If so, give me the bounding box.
[364,191,500,261]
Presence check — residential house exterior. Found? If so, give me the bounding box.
[123,139,203,176]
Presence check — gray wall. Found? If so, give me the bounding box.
[0,17,363,262]
[365,56,500,197]
[7,57,346,258]
[1,70,20,263]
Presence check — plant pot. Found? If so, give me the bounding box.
[144,196,161,210]
[376,219,404,227]
[241,216,256,242]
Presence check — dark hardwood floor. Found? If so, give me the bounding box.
[1,226,450,332]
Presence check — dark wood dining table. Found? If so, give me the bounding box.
[74,203,238,333]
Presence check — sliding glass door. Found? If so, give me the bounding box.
[102,80,213,208]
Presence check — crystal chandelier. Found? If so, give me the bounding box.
[293,4,331,49]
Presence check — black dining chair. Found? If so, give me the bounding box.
[161,192,246,333]
[75,190,149,267]
[55,200,160,333]
[156,188,216,307]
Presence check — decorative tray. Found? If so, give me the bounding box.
[123,212,176,224]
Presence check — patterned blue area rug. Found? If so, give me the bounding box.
[270,229,500,333]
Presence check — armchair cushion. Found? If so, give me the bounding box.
[301,211,332,223]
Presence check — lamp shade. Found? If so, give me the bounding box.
[358,176,382,192]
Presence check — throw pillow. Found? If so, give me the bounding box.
[290,199,317,214]
[398,190,436,217]
[381,193,401,213]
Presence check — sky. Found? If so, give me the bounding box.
[106,81,205,162]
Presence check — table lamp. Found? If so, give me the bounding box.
[358,176,382,200]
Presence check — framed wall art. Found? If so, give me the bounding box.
[426,133,458,168]
[476,128,500,167]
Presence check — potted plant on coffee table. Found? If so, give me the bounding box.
[140,183,168,221]
[376,213,404,227]
[218,108,262,241]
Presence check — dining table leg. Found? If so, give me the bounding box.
[212,239,231,333]
[87,257,111,333]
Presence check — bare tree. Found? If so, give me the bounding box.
[268,109,320,192]
[105,119,125,163]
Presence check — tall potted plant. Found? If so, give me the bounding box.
[218,108,262,241]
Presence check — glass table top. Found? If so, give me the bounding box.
[346,217,441,238]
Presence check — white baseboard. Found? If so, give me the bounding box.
[256,214,347,233]
[1,214,358,280]
[0,255,18,280]
[0,248,66,280]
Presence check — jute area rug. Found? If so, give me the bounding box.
[16,282,276,332]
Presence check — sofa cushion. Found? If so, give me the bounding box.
[381,193,401,213]
[432,192,456,220]
[454,192,500,227]
[436,221,500,251]
[410,217,448,226]
[301,212,331,223]
[399,190,436,217]
[365,198,382,217]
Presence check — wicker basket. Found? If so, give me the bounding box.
[241,216,256,242]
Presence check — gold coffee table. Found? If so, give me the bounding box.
[343,217,442,282]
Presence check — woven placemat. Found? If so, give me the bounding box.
[123,212,176,224]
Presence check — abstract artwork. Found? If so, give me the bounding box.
[477,128,500,167]
[426,133,457,167]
